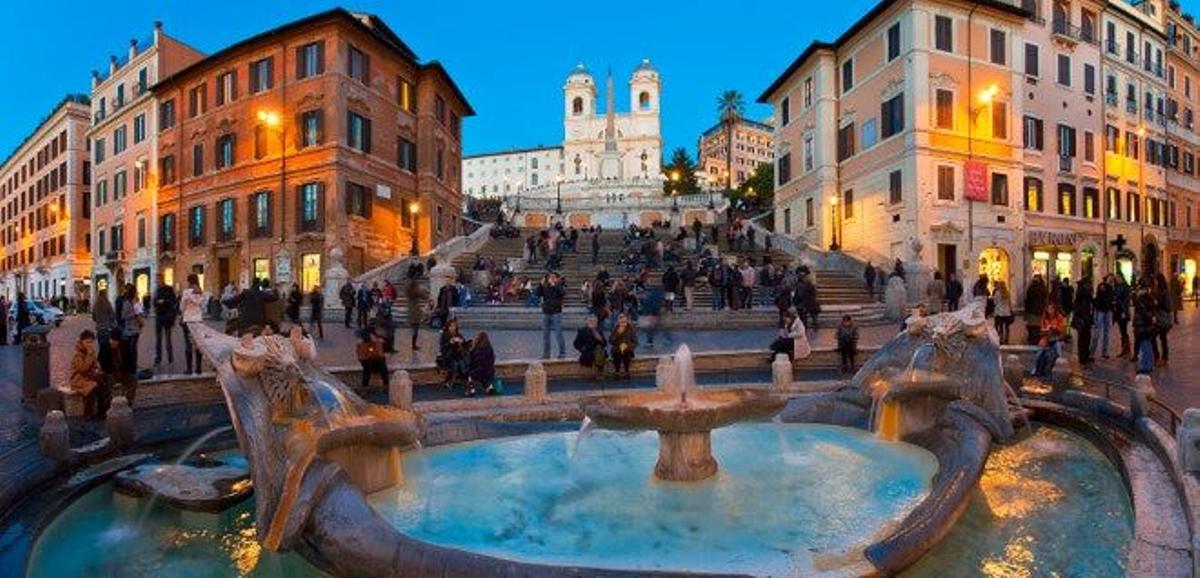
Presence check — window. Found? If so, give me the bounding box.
[188,83,207,117]
[1057,54,1071,86]
[1023,116,1044,150]
[436,147,445,180]
[881,94,904,139]
[159,99,175,131]
[937,165,955,201]
[113,170,127,198]
[348,112,371,153]
[861,119,878,150]
[160,155,175,184]
[435,96,447,125]
[990,29,1006,66]
[935,15,953,52]
[160,213,176,250]
[1084,63,1096,95]
[889,170,902,204]
[1025,177,1043,212]
[803,136,814,172]
[298,182,323,232]
[780,97,790,126]
[837,123,856,161]
[783,207,791,235]
[991,172,1009,206]
[1083,187,1100,219]
[803,77,813,108]
[841,59,854,92]
[1083,131,1095,163]
[113,126,127,154]
[777,152,792,184]
[1107,188,1121,220]
[1025,43,1039,77]
[216,71,237,105]
[188,205,206,247]
[1057,124,1077,159]
[887,22,901,61]
[843,190,855,219]
[133,114,146,144]
[216,134,235,169]
[396,77,415,113]
[991,101,1008,140]
[93,138,105,164]
[572,97,584,116]
[249,57,274,93]
[251,191,271,238]
[1105,125,1119,153]
[638,91,651,110]
[299,109,322,147]
[192,143,204,177]
[1058,184,1076,216]
[217,198,235,242]
[297,41,325,79]
[805,198,814,227]
[397,137,417,171]
[137,216,146,248]
[346,181,370,217]
[935,89,954,129]
[348,45,370,84]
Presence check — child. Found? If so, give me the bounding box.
[836,315,859,375]
[356,331,389,389]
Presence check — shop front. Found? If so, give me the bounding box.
[1027,228,1104,283]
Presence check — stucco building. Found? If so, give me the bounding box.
[87,21,204,302]
[697,117,775,190]
[151,8,472,295]
[1165,0,1200,292]
[0,96,93,302]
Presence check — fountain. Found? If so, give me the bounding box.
[580,345,786,481]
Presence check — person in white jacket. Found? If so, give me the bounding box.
[770,308,812,363]
[180,274,207,375]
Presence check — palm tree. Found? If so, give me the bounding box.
[716,90,746,192]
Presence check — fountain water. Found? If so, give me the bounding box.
[133,425,233,530]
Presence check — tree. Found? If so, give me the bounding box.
[661,147,701,197]
[732,161,774,210]
[716,90,746,191]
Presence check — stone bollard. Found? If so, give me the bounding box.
[39,410,70,461]
[106,396,135,449]
[525,362,547,403]
[1051,358,1071,390]
[1178,408,1200,473]
[656,356,678,393]
[1003,354,1024,392]
[390,370,413,409]
[1128,375,1155,420]
[772,354,793,391]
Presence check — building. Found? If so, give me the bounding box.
[87,21,204,302]
[562,61,662,182]
[463,146,562,199]
[697,117,775,190]
[0,95,93,303]
[151,8,472,296]
[760,0,1200,305]
[1165,1,1200,293]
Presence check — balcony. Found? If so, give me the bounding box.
[1059,155,1074,173]
[1105,92,1119,106]
[1052,19,1081,44]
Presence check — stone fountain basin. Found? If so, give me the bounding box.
[581,389,786,433]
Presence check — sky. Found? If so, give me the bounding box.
[3,0,1200,161]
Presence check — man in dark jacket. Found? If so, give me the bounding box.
[153,279,178,367]
[864,262,877,299]
[1024,275,1048,344]
[223,280,279,333]
[1072,278,1095,365]
[1113,274,1132,358]
[1092,275,1114,359]
[339,281,355,328]
[535,272,567,359]
[945,272,964,311]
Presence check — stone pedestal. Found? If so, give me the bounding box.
[525,362,547,402]
[323,247,350,305]
[390,370,413,409]
[885,277,908,320]
[39,410,69,460]
[106,396,135,449]
[1178,408,1200,473]
[428,263,458,306]
[772,354,792,391]
[655,431,718,482]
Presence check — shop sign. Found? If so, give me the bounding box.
[1028,229,1086,248]
[964,160,989,202]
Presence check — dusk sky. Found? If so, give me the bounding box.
[3,0,1200,161]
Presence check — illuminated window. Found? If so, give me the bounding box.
[301,253,321,292]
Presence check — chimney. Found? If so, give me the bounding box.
[91,70,101,90]
[153,21,163,44]
[109,55,118,76]
[129,38,138,61]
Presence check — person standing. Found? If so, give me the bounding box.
[1072,277,1095,365]
[286,283,303,325]
[926,272,946,314]
[1132,279,1157,375]
[356,331,389,389]
[836,315,860,375]
[946,272,964,312]
[14,292,31,342]
[308,286,325,340]
[1154,273,1173,367]
[1024,274,1048,345]
[1113,274,1132,359]
[114,284,143,387]
[152,277,178,368]
[1170,274,1184,323]
[179,274,205,375]
[864,262,877,300]
[1092,275,1114,359]
[339,281,356,329]
[0,295,9,345]
[692,218,703,248]
[681,260,698,311]
[405,279,427,351]
[355,284,372,329]
[992,281,1014,344]
[535,272,567,359]
[591,231,601,265]
[662,265,679,313]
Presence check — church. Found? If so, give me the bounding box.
[462,60,721,229]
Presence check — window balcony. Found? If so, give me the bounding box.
[1105,92,1119,106]
[1052,20,1080,43]
[1106,39,1119,56]
[1059,155,1074,173]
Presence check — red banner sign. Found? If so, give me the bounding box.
[964,160,989,202]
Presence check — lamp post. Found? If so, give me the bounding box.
[409,201,420,256]
[830,195,841,251]
[555,174,564,216]
[670,170,681,213]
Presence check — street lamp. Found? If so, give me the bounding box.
[830,195,841,251]
[409,201,420,255]
[670,170,681,213]
[555,174,564,215]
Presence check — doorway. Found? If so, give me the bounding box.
[217,258,232,291]
[937,244,958,280]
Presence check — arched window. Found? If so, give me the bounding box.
[572,97,584,115]
[638,91,651,110]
